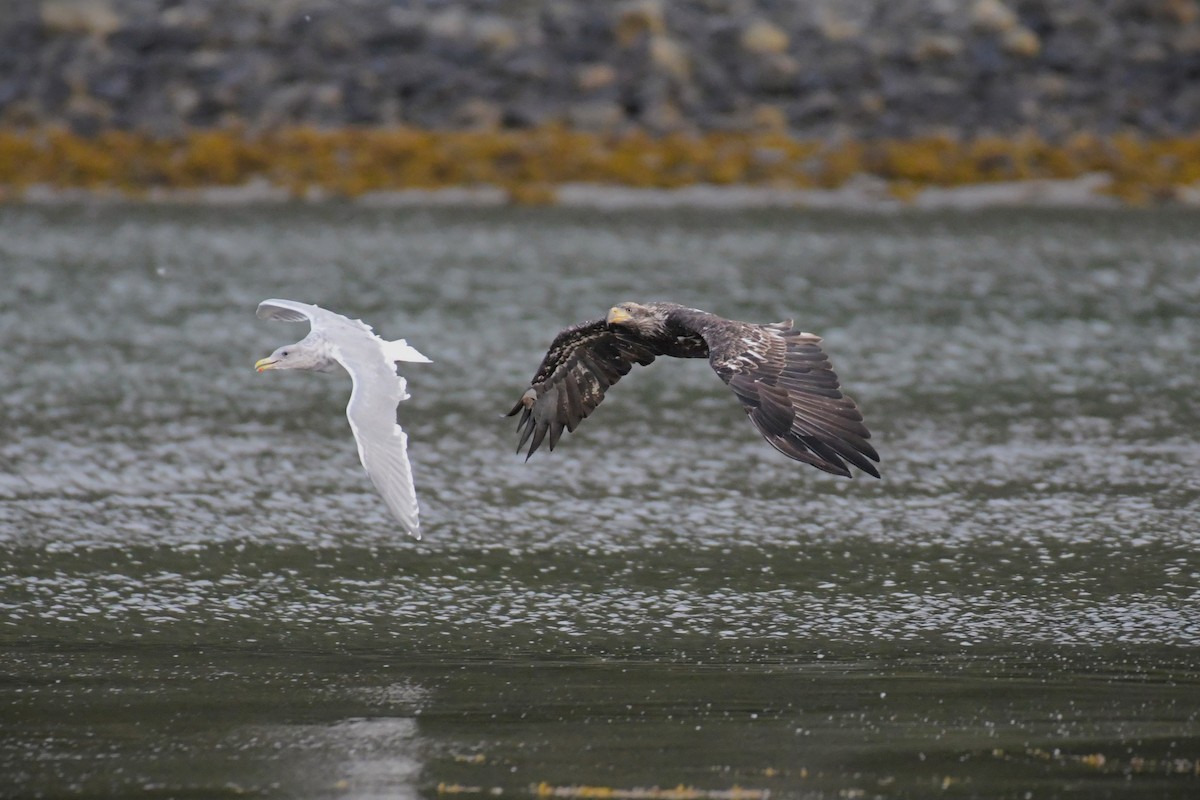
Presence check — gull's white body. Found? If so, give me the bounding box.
[255,298,431,539]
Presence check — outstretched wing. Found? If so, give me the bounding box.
[347,405,421,538]
[257,298,382,339]
[335,337,422,538]
[706,321,880,478]
[256,298,320,324]
[507,319,660,459]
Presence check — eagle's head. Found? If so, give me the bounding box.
[606,301,669,337]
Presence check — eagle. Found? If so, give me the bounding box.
[507,302,880,478]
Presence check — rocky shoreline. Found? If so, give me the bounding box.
[4,0,1200,139]
[4,1,1200,206]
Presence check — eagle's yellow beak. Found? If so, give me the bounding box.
[606,306,632,325]
[254,357,277,372]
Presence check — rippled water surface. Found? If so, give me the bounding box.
[2,204,1199,798]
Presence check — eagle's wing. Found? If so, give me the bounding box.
[507,319,660,459]
[705,320,880,478]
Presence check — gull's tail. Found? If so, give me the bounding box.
[382,338,432,364]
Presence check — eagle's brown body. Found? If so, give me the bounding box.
[508,301,880,478]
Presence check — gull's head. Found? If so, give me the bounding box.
[255,341,320,372]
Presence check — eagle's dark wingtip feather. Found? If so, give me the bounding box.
[516,418,534,452]
[838,435,881,478]
[526,422,549,458]
[522,432,538,460]
[815,458,853,479]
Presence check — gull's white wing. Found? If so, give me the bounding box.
[258,299,430,361]
[257,298,320,324]
[330,334,422,539]
[257,298,377,336]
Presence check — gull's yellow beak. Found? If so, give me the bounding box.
[606,306,632,325]
[254,357,277,372]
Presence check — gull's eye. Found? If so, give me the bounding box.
[280,350,289,357]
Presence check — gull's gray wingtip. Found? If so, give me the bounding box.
[255,297,285,314]
[256,298,312,322]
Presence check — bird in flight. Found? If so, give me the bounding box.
[508,301,879,478]
[255,298,432,538]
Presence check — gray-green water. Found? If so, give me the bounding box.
[2,204,1199,798]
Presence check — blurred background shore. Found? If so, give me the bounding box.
[3,0,1200,205]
